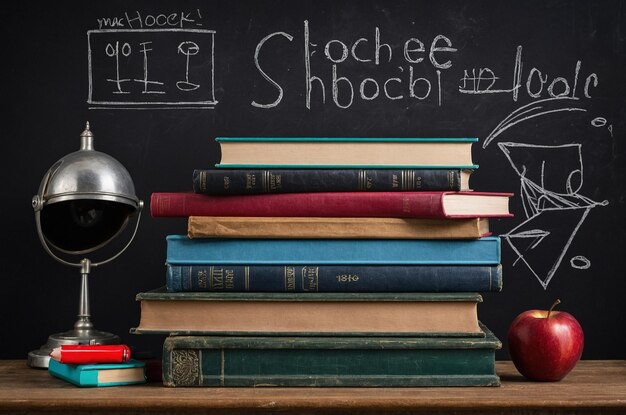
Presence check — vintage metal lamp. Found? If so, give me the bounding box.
[28,122,143,368]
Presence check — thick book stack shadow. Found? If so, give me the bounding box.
[135,137,513,387]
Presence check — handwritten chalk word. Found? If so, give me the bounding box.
[459,46,599,101]
[252,20,457,109]
[313,28,456,68]
[88,29,217,109]
[97,10,203,30]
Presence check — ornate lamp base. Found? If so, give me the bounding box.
[27,329,120,368]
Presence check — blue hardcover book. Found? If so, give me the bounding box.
[165,235,501,265]
[48,359,146,387]
[166,264,503,293]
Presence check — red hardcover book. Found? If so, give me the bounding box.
[150,192,513,219]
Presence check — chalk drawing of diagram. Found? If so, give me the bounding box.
[484,98,609,289]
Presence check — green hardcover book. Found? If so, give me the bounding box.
[162,323,501,387]
[132,288,485,337]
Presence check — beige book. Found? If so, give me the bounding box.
[188,216,490,239]
[132,290,483,336]
[217,139,475,167]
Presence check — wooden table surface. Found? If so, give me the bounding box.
[1,360,625,414]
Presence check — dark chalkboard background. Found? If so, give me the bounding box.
[2,0,625,360]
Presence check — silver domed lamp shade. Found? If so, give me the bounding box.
[28,122,143,368]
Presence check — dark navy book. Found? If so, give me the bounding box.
[193,168,472,195]
[166,263,502,293]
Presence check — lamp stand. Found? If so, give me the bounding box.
[27,259,120,369]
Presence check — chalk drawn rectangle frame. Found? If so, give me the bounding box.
[87,28,217,109]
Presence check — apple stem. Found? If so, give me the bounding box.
[547,299,561,319]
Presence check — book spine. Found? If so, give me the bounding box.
[187,216,489,239]
[166,264,503,293]
[151,192,447,218]
[165,235,501,265]
[192,169,461,195]
[215,137,479,142]
[162,338,499,387]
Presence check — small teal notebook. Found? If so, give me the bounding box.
[48,358,146,387]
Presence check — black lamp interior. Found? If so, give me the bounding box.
[40,199,135,253]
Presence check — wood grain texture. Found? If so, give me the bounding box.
[1,360,625,414]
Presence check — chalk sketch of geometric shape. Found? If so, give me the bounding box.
[482,97,588,150]
[499,142,584,198]
[497,141,608,289]
[514,174,604,221]
[504,206,592,290]
[483,98,609,289]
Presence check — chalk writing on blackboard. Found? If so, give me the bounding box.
[87,29,216,109]
[96,10,204,30]
[252,20,457,109]
[459,46,599,103]
[485,97,609,289]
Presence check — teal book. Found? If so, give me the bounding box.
[166,235,501,265]
[131,289,484,337]
[215,137,478,169]
[165,263,503,293]
[48,359,146,387]
[162,323,501,387]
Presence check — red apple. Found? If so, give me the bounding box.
[507,299,584,381]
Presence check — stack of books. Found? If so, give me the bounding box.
[136,137,513,387]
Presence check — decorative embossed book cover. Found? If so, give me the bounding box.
[162,323,501,387]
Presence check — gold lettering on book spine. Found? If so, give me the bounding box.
[284,266,296,291]
[263,171,283,192]
[270,172,282,191]
[171,350,200,386]
[301,266,319,292]
[245,173,257,190]
[196,269,208,289]
[210,267,224,290]
[244,266,250,291]
[336,274,360,283]
[225,268,234,289]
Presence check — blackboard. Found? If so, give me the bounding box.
[3,0,625,361]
